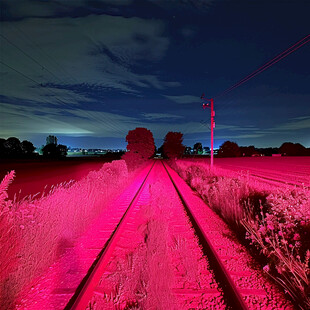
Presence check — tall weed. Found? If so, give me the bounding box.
[0,160,131,309]
[170,159,310,308]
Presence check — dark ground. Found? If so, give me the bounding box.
[0,155,121,200]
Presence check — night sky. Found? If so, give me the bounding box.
[1,0,309,149]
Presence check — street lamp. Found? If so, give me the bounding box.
[201,94,215,169]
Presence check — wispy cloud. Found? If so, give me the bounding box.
[268,116,310,132]
[0,102,93,137]
[1,99,254,141]
[1,13,179,105]
[1,0,134,20]
[148,0,214,11]
[215,133,265,139]
[164,95,199,104]
[142,112,184,120]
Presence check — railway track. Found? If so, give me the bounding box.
[62,160,292,310]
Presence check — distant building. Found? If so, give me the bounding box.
[46,135,57,145]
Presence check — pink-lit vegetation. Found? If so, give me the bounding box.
[91,173,225,309]
[0,160,134,309]
[93,183,177,309]
[170,159,310,309]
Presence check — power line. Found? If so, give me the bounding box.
[9,23,85,87]
[0,60,70,106]
[214,34,310,99]
[0,33,58,80]
[0,33,126,135]
[0,60,125,135]
[0,60,77,110]
[0,60,85,108]
[0,60,43,86]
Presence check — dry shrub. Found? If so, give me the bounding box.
[172,160,249,229]
[0,171,20,309]
[170,159,310,308]
[243,188,310,309]
[95,181,176,309]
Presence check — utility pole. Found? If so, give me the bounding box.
[201,94,215,169]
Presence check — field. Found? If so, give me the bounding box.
[215,156,310,186]
[185,156,310,188]
[0,157,111,200]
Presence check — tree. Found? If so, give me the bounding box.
[280,142,307,156]
[218,141,240,157]
[193,142,203,155]
[21,140,35,157]
[125,127,155,159]
[57,144,68,157]
[46,135,58,145]
[42,143,68,158]
[3,137,22,157]
[239,145,256,157]
[122,128,155,168]
[42,143,57,158]
[163,132,185,159]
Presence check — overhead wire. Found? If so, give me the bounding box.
[214,34,310,100]
[5,31,126,135]
[0,32,126,135]
[9,23,79,85]
[0,58,125,135]
[0,33,59,82]
[213,34,310,115]
[0,60,78,107]
[196,35,310,148]
[0,60,87,128]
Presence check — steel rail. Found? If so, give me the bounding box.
[161,161,248,310]
[64,161,155,310]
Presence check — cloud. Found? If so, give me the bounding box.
[1,13,179,107]
[269,116,310,131]
[1,0,134,20]
[1,0,60,19]
[164,95,200,104]
[225,126,259,131]
[0,102,93,138]
[142,112,184,120]
[0,100,148,141]
[1,98,256,142]
[215,133,265,139]
[148,0,214,11]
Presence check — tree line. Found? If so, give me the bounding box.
[1,131,308,160]
[0,137,36,158]
[123,128,310,163]
[0,136,68,159]
[217,141,310,157]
